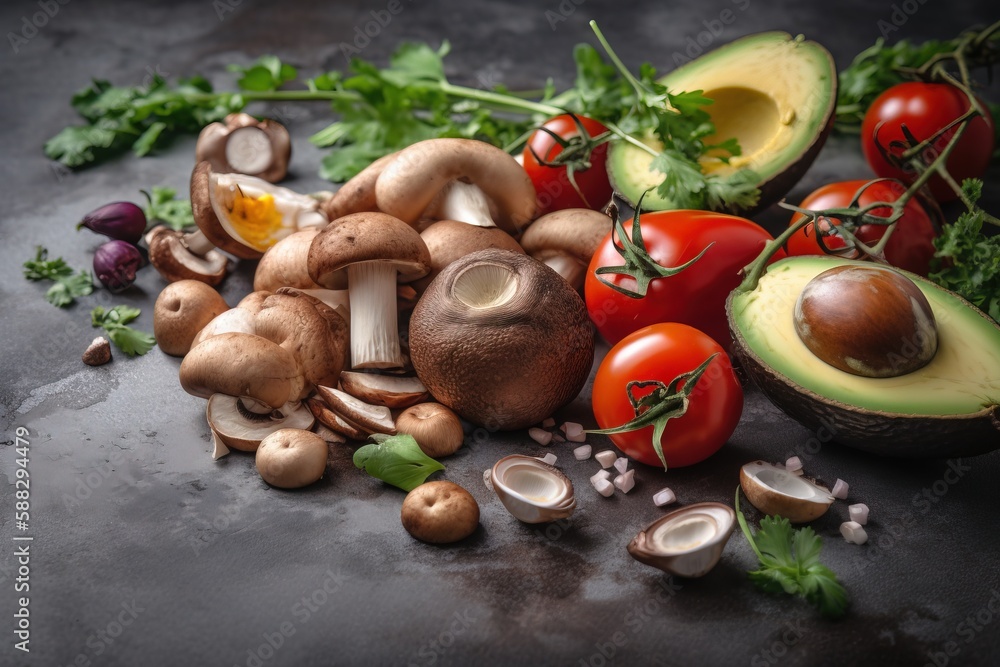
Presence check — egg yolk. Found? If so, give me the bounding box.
[226,191,283,251]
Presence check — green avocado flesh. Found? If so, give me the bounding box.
[608,32,836,210]
[731,256,1000,416]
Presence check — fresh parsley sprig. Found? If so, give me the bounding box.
[91,306,156,356]
[23,246,94,307]
[735,489,849,619]
[141,186,194,232]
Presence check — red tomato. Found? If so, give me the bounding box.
[785,179,938,276]
[592,323,743,469]
[522,114,612,215]
[584,210,782,349]
[861,82,994,202]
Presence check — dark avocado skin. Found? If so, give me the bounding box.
[726,290,1000,458]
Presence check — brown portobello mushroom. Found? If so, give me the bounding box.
[409,249,595,430]
[518,208,613,291]
[195,113,291,183]
[153,280,229,357]
[308,211,430,370]
[374,138,537,236]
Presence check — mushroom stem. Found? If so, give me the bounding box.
[542,255,587,290]
[240,397,276,416]
[437,181,496,228]
[348,262,403,369]
[184,229,215,256]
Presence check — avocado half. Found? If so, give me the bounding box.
[608,32,837,214]
[727,256,1000,457]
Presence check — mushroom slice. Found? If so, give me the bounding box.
[206,394,315,452]
[306,398,367,441]
[147,226,228,286]
[490,454,576,524]
[339,372,428,409]
[518,209,613,291]
[191,162,328,259]
[374,138,537,236]
[308,211,430,369]
[739,460,835,524]
[627,502,736,578]
[314,386,396,435]
[196,113,291,183]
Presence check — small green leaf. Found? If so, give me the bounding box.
[91,306,155,356]
[133,121,167,156]
[142,186,195,231]
[24,247,93,307]
[353,433,445,492]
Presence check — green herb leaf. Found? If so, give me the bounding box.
[23,246,94,307]
[353,433,445,492]
[91,305,156,356]
[229,55,298,92]
[735,489,849,618]
[142,186,195,231]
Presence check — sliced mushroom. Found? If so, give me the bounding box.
[308,211,430,369]
[196,113,291,183]
[146,225,228,285]
[191,162,328,259]
[322,152,397,221]
[206,394,315,452]
[314,385,396,435]
[490,454,576,524]
[518,209,613,291]
[305,397,368,440]
[739,461,835,524]
[374,139,537,236]
[627,502,736,578]
[339,372,428,409]
[153,280,229,357]
[412,219,524,292]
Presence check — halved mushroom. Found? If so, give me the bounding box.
[490,454,576,524]
[322,152,397,221]
[518,209,613,291]
[191,162,328,259]
[153,280,229,357]
[314,385,396,435]
[146,225,228,286]
[255,428,328,489]
[412,219,524,292]
[308,211,430,369]
[196,113,292,183]
[627,502,736,578]
[374,139,537,236]
[339,372,428,409]
[305,397,367,440]
[739,461,835,523]
[206,394,315,452]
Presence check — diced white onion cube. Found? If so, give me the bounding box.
[528,427,553,446]
[614,470,636,494]
[542,417,556,428]
[653,487,676,507]
[595,450,617,468]
[539,452,557,466]
[785,456,803,472]
[592,477,615,497]
[848,503,869,525]
[573,445,592,461]
[591,470,611,483]
[614,457,629,474]
[840,521,868,545]
[832,478,849,499]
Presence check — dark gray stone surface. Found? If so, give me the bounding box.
[1,1,998,665]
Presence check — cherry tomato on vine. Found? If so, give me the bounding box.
[785,179,938,276]
[585,209,783,350]
[591,323,743,469]
[522,114,613,215]
[860,82,995,202]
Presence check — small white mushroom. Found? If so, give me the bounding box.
[255,428,328,489]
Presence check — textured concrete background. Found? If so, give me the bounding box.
[1,0,998,665]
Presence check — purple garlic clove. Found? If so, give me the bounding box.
[78,202,147,244]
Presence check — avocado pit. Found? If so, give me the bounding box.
[794,264,938,378]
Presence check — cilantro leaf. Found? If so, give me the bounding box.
[91,306,155,356]
[23,246,94,307]
[142,186,195,231]
[229,55,298,92]
[736,490,849,618]
[651,149,707,208]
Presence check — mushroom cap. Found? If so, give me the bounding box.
[413,220,524,292]
[519,208,612,264]
[254,229,347,292]
[147,227,228,285]
[255,428,328,489]
[307,211,431,287]
[153,280,229,357]
[189,307,257,350]
[395,402,464,458]
[322,152,397,221]
[401,481,480,543]
[409,249,595,430]
[374,138,537,236]
[254,291,349,397]
[195,112,291,183]
[179,332,304,409]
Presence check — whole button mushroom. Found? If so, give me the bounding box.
[409,249,595,430]
[308,212,431,370]
[255,429,328,489]
[401,481,480,544]
[321,152,397,222]
[518,208,613,292]
[153,280,230,357]
[374,138,537,236]
[196,113,291,183]
[413,219,524,292]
